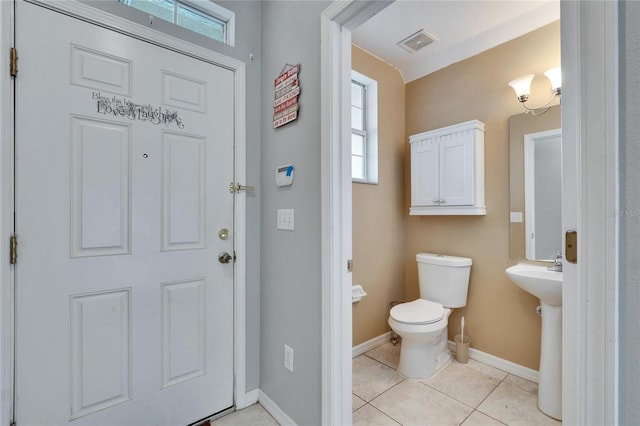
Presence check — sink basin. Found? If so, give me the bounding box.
[505,263,562,306]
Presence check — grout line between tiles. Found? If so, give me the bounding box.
[353,354,403,402]
[363,352,393,369]
[473,374,512,425]
[363,351,399,370]
[473,409,509,426]
[357,403,403,426]
[415,379,479,410]
[367,378,407,407]
[356,344,537,426]
[352,402,366,415]
[476,371,509,407]
[458,409,474,426]
[419,363,504,410]
[471,371,505,409]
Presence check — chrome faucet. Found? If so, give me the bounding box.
[548,251,563,272]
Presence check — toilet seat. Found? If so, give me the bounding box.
[390,299,445,325]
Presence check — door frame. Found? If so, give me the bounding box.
[319,1,392,424]
[320,0,619,425]
[561,1,619,424]
[0,0,15,423]
[523,128,562,260]
[0,1,248,423]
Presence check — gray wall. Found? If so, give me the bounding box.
[83,0,263,392]
[619,1,640,423]
[259,2,330,425]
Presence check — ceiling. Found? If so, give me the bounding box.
[352,0,560,83]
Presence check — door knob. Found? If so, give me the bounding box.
[218,252,233,264]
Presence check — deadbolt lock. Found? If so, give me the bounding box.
[218,228,230,240]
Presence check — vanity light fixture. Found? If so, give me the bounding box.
[508,66,561,115]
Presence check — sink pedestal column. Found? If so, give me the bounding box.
[538,302,562,420]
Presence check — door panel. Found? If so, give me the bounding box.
[15,2,235,425]
[411,138,439,206]
[70,116,132,257]
[162,132,206,251]
[162,71,207,113]
[161,278,206,388]
[70,289,132,420]
[70,44,133,96]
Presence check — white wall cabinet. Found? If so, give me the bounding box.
[409,120,486,215]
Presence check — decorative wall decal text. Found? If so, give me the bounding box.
[93,92,185,129]
[273,64,300,128]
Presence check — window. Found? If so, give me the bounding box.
[118,0,235,45]
[351,71,378,183]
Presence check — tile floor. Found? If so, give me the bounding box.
[210,403,278,426]
[353,342,561,426]
[214,342,561,426]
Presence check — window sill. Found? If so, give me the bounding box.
[352,179,378,185]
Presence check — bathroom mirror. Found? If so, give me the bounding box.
[509,105,561,260]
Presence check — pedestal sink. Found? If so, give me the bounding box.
[505,263,562,421]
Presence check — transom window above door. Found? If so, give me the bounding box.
[118,0,235,45]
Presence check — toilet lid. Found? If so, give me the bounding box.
[390,299,445,325]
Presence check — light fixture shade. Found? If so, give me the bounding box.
[508,74,534,101]
[544,66,562,93]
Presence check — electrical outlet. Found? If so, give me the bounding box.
[284,344,294,373]
[277,209,294,231]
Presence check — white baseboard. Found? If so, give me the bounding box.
[448,340,539,383]
[352,332,391,358]
[236,388,259,409]
[258,389,297,426]
[251,339,536,426]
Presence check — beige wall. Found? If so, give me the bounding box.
[404,22,560,369]
[352,45,406,346]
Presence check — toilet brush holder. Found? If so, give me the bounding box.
[454,334,470,363]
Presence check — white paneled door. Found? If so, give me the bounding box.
[15,2,235,425]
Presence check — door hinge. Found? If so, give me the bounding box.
[347,259,353,273]
[10,47,18,78]
[10,235,17,265]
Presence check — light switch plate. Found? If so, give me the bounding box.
[277,209,294,230]
[284,344,294,373]
[510,212,523,223]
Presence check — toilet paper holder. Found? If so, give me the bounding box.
[352,285,367,303]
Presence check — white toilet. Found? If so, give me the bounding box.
[388,253,472,379]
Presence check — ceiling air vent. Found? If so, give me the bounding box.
[397,29,438,53]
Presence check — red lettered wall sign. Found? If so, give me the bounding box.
[273,64,300,128]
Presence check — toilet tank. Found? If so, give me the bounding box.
[416,253,472,308]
